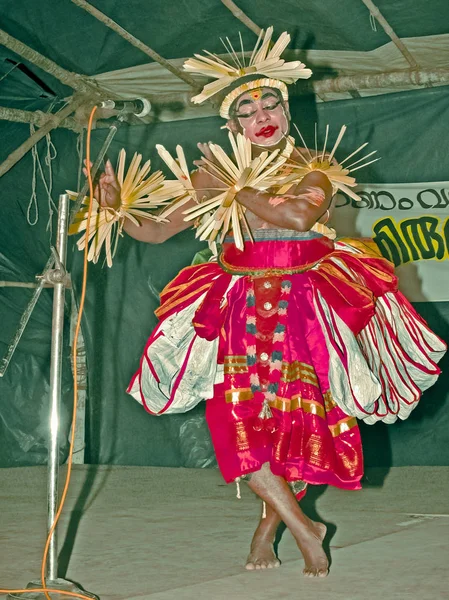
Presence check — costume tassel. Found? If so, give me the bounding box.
[253,399,277,433]
[235,477,242,499]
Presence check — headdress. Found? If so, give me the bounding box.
[183,26,312,119]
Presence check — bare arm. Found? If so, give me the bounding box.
[236,170,333,231]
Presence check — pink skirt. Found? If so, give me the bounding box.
[128,232,446,491]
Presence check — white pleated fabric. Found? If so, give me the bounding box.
[315,290,446,424]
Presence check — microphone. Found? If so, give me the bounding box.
[97,98,152,117]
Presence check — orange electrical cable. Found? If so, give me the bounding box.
[0,105,99,600]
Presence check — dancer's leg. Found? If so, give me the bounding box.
[246,501,282,570]
[247,463,328,577]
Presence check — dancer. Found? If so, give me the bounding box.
[93,27,446,577]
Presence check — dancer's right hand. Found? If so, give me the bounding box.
[83,159,121,209]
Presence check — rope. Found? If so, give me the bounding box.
[27,124,58,240]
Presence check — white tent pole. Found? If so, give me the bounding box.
[360,0,419,69]
[220,0,262,36]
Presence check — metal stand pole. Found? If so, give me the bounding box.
[7,195,98,600]
[47,193,69,581]
[3,117,122,599]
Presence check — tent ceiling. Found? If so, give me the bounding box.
[0,1,448,127]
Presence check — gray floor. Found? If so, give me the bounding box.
[0,465,448,600]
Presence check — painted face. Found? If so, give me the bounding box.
[231,87,290,147]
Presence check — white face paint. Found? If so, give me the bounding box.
[232,87,290,147]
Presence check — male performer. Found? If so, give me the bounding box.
[93,28,446,577]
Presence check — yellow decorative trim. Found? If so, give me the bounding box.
[323,390,337,412]
[269,395,325,418]
[328,416,358,437]
[225,387,253,403]
[280,361,318,387]
[224,355,248,374]
[225,365,248,374]
[224,355,247,363]
[218,253,323,277]
[338,237,383,258]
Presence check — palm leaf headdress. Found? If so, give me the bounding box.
[183,26,312,118]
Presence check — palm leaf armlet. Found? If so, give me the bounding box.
[68,149,185,267]
[180,132,290,250]
[271,124,380,203]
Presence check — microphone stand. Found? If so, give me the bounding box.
[4,115,125,600]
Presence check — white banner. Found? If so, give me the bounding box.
[333,182,449,302]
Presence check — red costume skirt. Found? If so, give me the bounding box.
[128,232,446,493]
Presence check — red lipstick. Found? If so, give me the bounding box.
[255,126,278,138]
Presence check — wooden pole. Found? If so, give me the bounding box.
[0,96,89,178]
[86,68,449,109]
[71,0,201,90]
[312,67,449,95]
[220,0,262,36]
[360,0,419,69]
[0,29,102,96]
[0,106,81,131]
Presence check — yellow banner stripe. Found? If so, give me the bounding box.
[281,372,319,386]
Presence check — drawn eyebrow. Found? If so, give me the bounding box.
[236,98,254,109]
[236,91,278,111]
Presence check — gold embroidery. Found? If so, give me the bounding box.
[225,365,248,374]
[340,450,361,477]
[273,432,289,462]
[235,421,250,451]
[329,416,357,437]
[306,434,332,469]
[225,387,253,403]
[301,399,326,419]
[218,253,324,276]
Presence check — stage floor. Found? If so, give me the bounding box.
[0,465,448,600]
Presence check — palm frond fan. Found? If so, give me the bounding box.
[182,131,289,250]
[68,150,184,267]
[270,124,380,202]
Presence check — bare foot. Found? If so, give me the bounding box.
[297,519,328,578]
[246,537,280,570]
